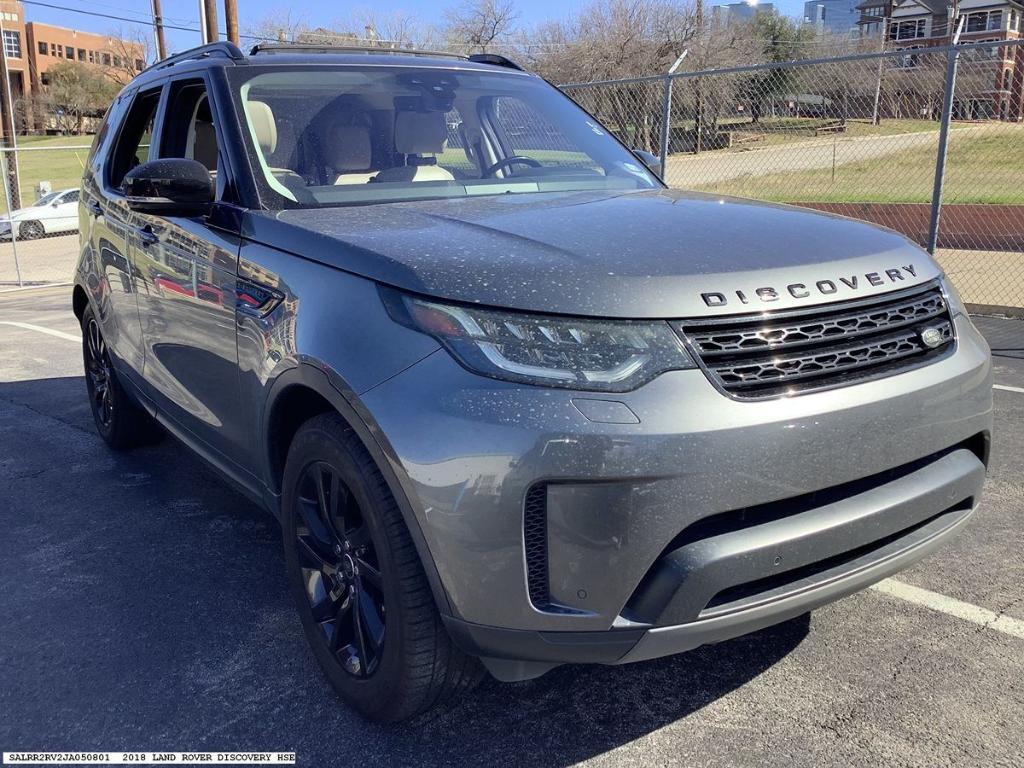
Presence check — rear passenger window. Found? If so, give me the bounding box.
[108,88,162,190]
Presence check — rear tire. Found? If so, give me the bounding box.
[81,305,162,450]
[281,413,483,722]
[19,220,44,240]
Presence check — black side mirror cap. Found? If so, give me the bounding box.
[122,158,214,216]
[632,149,662,177]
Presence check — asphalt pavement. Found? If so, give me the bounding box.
[1,286,1022,767]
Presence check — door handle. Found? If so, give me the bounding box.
[86,200,102,217]
[138,226,158,248]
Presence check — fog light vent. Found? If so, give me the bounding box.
[524,484,549,608]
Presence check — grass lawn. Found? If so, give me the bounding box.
[1,135,95,213]
[692,130,1024,204]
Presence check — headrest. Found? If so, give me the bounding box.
[394,111,447,155]
[247,100,277,155]
[327,124,372,171]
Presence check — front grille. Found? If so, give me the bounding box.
[676,281,954,398]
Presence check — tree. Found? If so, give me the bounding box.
[444,0,519,53]
[36,61,120,134]
[104,26,153,86]
[740,12,817,123]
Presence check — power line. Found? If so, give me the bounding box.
[20,0,203,35]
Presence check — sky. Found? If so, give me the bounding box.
[20,0,808,55]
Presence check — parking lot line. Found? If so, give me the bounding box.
[994,384,1024,394]
[0,321,80,343]
[871,578,1024,640]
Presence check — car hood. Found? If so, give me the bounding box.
[243,189,941,319]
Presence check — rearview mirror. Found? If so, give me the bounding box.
[122,158,213,216]
[632,149,663,177]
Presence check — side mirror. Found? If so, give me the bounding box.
[122,158,213,216]
[632,149,663,177]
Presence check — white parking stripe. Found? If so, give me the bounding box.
[0,321,81,343]
[994,384,1024,395]
[871,579,1024,640]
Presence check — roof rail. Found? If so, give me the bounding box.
[146,41,245,74]
[467,53,525,71]
[248,43,466,60]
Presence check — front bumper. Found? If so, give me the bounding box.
[359,313,992,676]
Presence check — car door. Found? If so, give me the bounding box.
[52,189,80,232]
[81,85,163,382]
[130,75,251,481]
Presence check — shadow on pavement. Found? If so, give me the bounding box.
[1,375,809,766]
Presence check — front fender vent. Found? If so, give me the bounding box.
[524,484,549,608]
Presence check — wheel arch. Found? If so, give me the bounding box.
[72,283,89,321]
[263,364,454,617]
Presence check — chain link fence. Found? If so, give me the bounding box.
[0,143,90,289]
[563,39,1024,314]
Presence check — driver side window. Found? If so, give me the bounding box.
[159,79,221,182]
[490,97,600,173]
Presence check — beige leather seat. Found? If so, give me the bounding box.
[373,111,455,183]
[247,100,278,157]
[328,124,378,185]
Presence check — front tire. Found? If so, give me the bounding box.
[281,413,483,722]
[81,305,161,449]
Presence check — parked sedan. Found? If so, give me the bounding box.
[0,188,81,240]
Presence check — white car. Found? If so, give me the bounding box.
[0,188,80,240]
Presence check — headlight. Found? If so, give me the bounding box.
[382,289,695,392]
[941,275,968,317]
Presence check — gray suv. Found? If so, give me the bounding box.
[73,42,992,722]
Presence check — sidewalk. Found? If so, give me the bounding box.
[0,234,78,288]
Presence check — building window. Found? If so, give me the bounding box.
[1,12,17,22]
[78,48,86,61]
[88,50,95,63]
[112,54,122,67]
[37,40,47,56]
[2,30,20,60]
[135,58,144,70]
[966,10,1004,33]
[889,19,927,40]
[101,52,111,65]
[51,42,60,57]
[65,45,74,59]
[41,72,50,86]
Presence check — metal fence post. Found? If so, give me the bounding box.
[927,24,963,255]
[659,76,672,179]
[1,148,22,287]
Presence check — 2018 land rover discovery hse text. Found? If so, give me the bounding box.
[72,43,992,722]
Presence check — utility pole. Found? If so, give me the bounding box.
[203,0,220,43]
[198,0,208,44]
[224,0,239,46]
[0,11,20,211]
[152,0,167,60]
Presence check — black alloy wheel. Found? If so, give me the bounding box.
[79,304,162,449]
[294,460,386,678]
[84,315,115,429]
[281,413,484,722]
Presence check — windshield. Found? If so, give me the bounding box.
[33,192,61,207]
[227,65,660,209]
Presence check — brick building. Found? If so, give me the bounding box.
[0,0,145,131]
[856,0,1024,120]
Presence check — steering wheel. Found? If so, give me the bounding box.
[482,156,542,178]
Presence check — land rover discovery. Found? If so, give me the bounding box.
[72,42,992,722]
